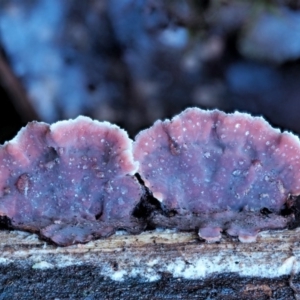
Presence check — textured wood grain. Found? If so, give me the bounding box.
[0,228,300,299]
[0,228,299,278]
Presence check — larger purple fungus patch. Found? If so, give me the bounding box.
[0,116,143,245]
[134,108,300,242]
[1,108,300,245]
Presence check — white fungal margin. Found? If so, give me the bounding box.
[50,115,139,175]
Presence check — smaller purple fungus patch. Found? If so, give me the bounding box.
[134,108,300,242]
[0,116,143,245]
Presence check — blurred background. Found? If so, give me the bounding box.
[1,0,300,143]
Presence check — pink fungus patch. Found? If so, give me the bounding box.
[134,108,300,242]
[0,116,143,245]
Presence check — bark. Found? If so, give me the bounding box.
[0,228,300,299]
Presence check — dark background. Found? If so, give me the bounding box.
[1,0,300,143]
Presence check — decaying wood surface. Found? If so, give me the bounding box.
[1,228,300,299]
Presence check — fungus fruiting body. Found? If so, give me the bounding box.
[1,108,300,245]
[0,116,143,245]
[134,108,300,242]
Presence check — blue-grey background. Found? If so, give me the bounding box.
[1,0,300,142]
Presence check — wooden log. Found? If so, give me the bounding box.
[0,228,300,299]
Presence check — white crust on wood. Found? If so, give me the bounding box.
[0,228,299,282]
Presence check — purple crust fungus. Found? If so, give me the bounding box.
[0,116,143,245]
[134,108,300,242]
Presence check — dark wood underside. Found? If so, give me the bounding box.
[0,228,300,299]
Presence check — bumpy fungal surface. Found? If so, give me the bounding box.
[0,116,143,245]
[134,108,300,241]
